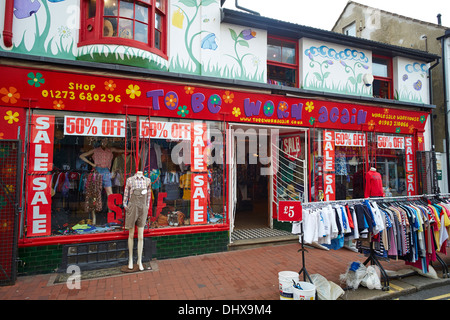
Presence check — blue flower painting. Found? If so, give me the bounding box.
[201,33,218,51]
[14,0,41,19]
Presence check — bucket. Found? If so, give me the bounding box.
[278,271,299,300]
[293,281,316,300]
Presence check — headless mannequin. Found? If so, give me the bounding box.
[125,170,145,271]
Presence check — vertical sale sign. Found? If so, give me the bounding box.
[405,137,416,196]
[27,115,55,236]
[190,122,208,224]
[323,131,335,201]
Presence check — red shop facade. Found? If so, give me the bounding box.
[0,64,430,273]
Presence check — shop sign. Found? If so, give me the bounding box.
[278,201,302,222]
[334,132,365,147]
[282,136,301,160]
[139,120,191,140]
[27,115,55,236]
[377,136,405,149]
[190,122,208,224]
[64,116,125,137]
[323,130,335,201]
[0,66,430,135]
[405,137,416,195]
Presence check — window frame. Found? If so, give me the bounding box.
[372,54,393,99]
[267,35,299,88]
[79,0,168,59]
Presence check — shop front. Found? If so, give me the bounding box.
[0,64,430,273]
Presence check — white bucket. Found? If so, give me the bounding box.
[278,271,299,300]
[293,281,316,300]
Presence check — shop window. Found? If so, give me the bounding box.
[80,0,167,57]
[343,22,356,37]
[372,56,393,99]
[267,36,298,87]
[26,111,224,238]
[368,133,411,197]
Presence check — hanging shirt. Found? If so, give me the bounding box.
[364,170,384,198]
[123,175,151,207]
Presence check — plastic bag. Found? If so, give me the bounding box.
[339,261,367,290]
[311,274,344,300]
[361,265,382,290]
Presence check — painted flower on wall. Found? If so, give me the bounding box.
[278,102,288,112]
[1,88,20,104]
[263,102,274,117]
[395,128,401,133]
[14,0,41,19]
[402,74,408,81]
[104,80,116,91]
[126,84,141,99]
[241,29,256,40]
[413,80,422,91]
[53,100,65,110]
[409,125,415,134]
[305,101,314,112]
[4,110,19,124]
[209,94,221,105]
[420,115,426,124]
[27,72,45,87]
[177,106,189,118]
[232,107,241,117]
[223,91,234,104]
[165,94,177,108]
[184,86,195,94]
[201,33,218,51]
[367,120,376,130]
[309,117,315,125]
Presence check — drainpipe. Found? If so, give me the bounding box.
[3,0,14,48]
[441,33,450,192]
[235,0,260,16]
[428,58,441,193]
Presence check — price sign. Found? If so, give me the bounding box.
[64,116,125,137]
[139,120,191,140]
[278,201,302,222]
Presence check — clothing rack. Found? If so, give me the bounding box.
[299,193,450,289]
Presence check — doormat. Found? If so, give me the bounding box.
[231,228,293,241]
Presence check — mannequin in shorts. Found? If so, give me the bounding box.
[123,171,151,271]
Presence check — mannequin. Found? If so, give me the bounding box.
[80,138,126,224]
[123,170,151,271]
[364,167,385,198]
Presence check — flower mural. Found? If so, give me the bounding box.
[226,28,258,78]
[177,105,189,117]
[1,88,20,104]
[27,72,45,87]
[4,110,20,124]
[105,80,116,91]
[184,86,195,94]
[305,101,314,112]
[232,107,241,117]
[165,94,177,108]
[223,91,234,104]
[126,84,141,99]
[53,100,65,110]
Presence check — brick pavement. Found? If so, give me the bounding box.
[0,242,446,300]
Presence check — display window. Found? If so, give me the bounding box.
[25,110,225,238]
[367,132,415,197]
[309,129,367,201]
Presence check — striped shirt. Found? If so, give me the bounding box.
[123,175,151,206]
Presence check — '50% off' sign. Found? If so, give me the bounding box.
[64,116,126,137]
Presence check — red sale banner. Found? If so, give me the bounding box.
[64,116,125,137]
[405,137,416,196]
[190,173,208,225]
[27,115,55,237]
[324,173,336,201]
[323,131,335,172]
[278,201,302,222]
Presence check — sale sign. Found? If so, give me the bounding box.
[405,137,416,196]
[139,120,191,140]
[323,131,335,201]
[190,122,208,224]
[334,132,365,147]
[64,116,125,137]
[27,115,54,236]
[282,136,301,160]
[278,201,302,222]
[377,135,405,149]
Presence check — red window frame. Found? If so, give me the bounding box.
[267,35,299,88]
[372,54,393,99]
[79,0,168,59]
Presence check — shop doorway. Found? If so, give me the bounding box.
[228,124,307,241]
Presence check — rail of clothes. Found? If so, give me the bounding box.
[293,197,450,273]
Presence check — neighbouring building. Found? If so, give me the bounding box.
[332,0,448,193]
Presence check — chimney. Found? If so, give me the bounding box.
[437,13,442,26]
